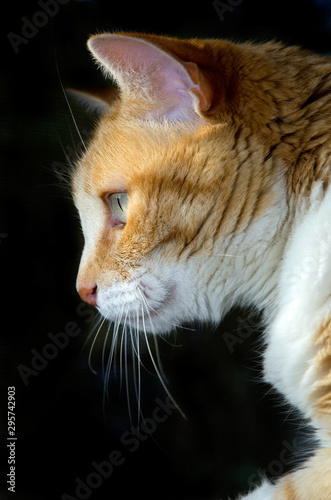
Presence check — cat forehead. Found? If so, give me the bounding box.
[72,114,224,198]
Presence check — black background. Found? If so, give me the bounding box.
[1,1,330,499]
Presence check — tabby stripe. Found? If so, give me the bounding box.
[235,158,259,233]
[179,204,216,260]
[212,162,240,243]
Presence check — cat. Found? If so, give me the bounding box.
[70,32,331,499]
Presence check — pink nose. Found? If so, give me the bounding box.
[78,283,98,307]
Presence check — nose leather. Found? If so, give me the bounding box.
[78,283,98,306]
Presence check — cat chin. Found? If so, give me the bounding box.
[98,302,182,335]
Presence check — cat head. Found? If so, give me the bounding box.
[72,33,288,333]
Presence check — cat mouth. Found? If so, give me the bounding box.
[98,281,178,333]
[125,287,177,331]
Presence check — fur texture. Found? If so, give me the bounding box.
[71,33,331,499]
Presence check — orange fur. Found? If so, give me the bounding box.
[74,36,331,271]
[311,316,331,416]
[273,449,331,499]
[71,33,331,499]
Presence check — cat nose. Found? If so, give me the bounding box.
[78,283,98,307]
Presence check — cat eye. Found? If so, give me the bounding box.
[108,192,129,224]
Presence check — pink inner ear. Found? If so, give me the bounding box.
[88,35,203,122]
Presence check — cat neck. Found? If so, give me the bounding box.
[205,182,327,327]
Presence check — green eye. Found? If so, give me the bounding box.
[108,192,129,224]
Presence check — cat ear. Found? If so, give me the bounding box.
[66,86,120,114]
[87,33,213,123]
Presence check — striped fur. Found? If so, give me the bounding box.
[72,34,331,498]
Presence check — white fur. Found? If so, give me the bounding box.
[237,184,331,499]
[97,264,199,334]
[236,480,275,500]
[264,185,331,418]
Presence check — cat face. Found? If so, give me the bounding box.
[72,34,288,333]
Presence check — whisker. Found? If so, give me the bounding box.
[102,320,115,412]
[137,292,187,421]
[128,309,151,375]
[154,330,184,348]
[107,306,124,373]
[128,323,140,425]
[82,310,103,350]
[100,302,117,377]
[87,315,108,375]
[172,324,196,333]
[137,285,192,344]
[79,311,105,375]
[152,331,168,384]
[118,308,127,394]
[213,253,237,257]
[132,312,141,393]
[102,321,113,380]
[103,308,124,410]
[137,284,196,334]
[56,57,87,154]
[135,324,141,426]
[124,325,133,427]
[199,243,238,259]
